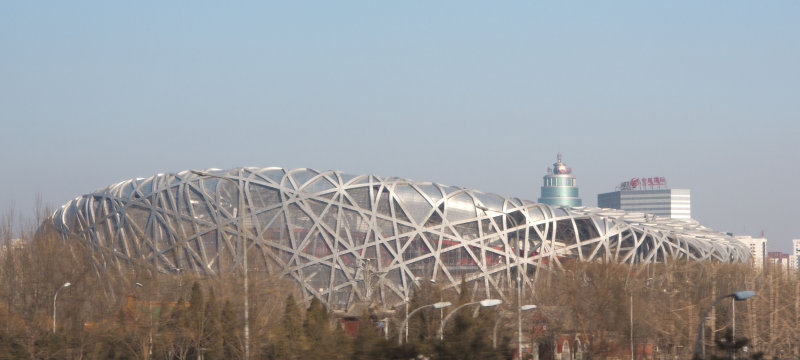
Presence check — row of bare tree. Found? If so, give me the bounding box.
[527,259,797,359]
[0,205,298,359]
[2,204,799,359]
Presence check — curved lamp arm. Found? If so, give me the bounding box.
[693,291,756,359]
[438,299,502,340]
[52,282,72,334]
[398,301,451,345]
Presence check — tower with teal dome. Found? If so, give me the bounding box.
[538,153,582,207]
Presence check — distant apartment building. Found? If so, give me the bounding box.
[735,235,767,268]
[794,239,800,270]
[767,252,796,271]
[0,238,24,256]
[597,177,690,219]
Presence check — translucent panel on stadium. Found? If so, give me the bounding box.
[49,167,750,310]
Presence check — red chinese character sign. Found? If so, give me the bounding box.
[626,177,667,190]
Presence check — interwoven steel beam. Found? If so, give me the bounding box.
[50,167,750,309]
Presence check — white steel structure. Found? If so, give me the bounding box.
[598,189,691,219]
[49,167,749,308]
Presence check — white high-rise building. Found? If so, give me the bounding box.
[736,235,767,268]
[793,239,800,270]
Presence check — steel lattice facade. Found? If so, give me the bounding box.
[50,167,750,309]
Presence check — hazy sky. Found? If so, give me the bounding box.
[1,2,798,251]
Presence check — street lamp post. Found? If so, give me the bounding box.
[191,170,249,360]
[438,299,502,340]
[493,305,537,350]
[628,277,654,360]
[631,294,634,360]
[732,298,736,360]
[53,282,71,333]
[397,301,452,345]
[136,282,153,359]
[694,290,756,360]
[477,205,526,357]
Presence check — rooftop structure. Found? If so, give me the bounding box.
[538,153,582,207]
[49,166,749,309]
[597,177,690,219]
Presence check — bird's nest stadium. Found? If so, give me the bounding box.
[49,167,750,309]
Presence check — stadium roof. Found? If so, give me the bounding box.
[50,167,750,308]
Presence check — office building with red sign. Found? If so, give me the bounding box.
[597,178,690,219]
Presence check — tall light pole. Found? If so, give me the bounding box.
[694,290,756,360]
[191,170,249,360]
[438,299,502,340]
[628,277,654,360]
[477,205,525,357]
[136,282,153,359]
[398,301,452,345]
[53,282,71,333]
[493,304,537,350]
[732,298,736,360]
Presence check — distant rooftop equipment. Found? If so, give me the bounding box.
[538,153,582,207]
[598,177,690,219]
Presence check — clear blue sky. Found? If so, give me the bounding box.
[1,2,798,251]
